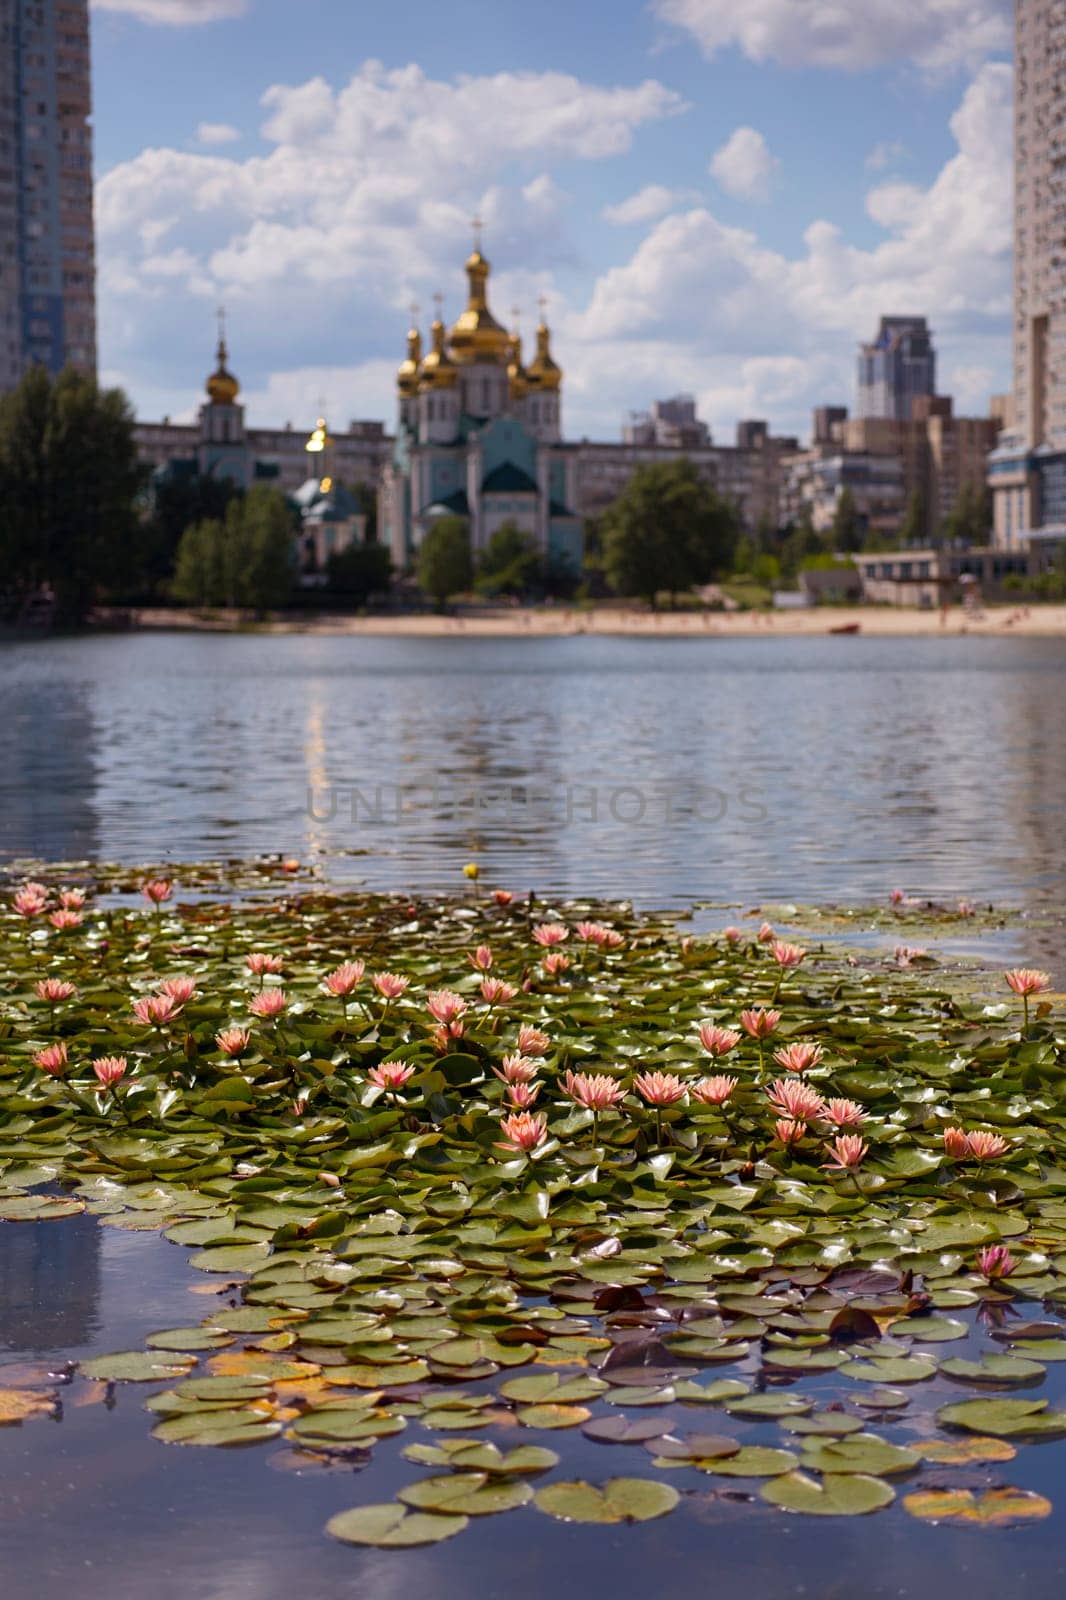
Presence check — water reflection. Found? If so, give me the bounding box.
[0,1213,100,1352]
[1,634,1065,913]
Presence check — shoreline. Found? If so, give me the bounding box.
[120,602,1066,639]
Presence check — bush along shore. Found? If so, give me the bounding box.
[2,862,1065,1542]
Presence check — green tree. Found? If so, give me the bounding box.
[941,480,992,547]
[475,519,541,596]
[417,516,473,609]
[601,458,739,606]
[899,486,928,546]
[830,486,863,553]
[326,541,392,604]
[140,470,240,599]
[0,365,146,623]
[169,487,295,612]
[171,517,226,606]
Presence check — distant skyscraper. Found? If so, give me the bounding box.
[857,316,936,421]
[989,0,1066,546]
[0,0,96,392]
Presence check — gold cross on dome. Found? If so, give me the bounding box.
[471,214,483,250]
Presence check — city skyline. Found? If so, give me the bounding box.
[88,0,1014,442]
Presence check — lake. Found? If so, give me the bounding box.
[3,629,1066,1599]
[3,630,1066,909]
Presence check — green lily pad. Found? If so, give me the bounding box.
[940,1355,1046,1384]
[533,1477,680,1524]
[703,1446,798,1477]
[798,1434,919,1476]
[763,1471,895,1516]
[936,1398,1066,1438]
[399,1474,533,1516]
[326,1503,468,1547]
[79,1352,196,1383]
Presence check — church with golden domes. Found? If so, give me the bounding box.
[380,238,583,579]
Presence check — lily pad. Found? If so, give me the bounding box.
[79,1352,196,1383]
[798,1434,919,1476]
[763,1471,895,1517]
[903,1487,1052,1527]
[399,1474,533,1516]
[326,1503,468,1547]
[533,1477,680,1524]
[937,1398,1066,1439]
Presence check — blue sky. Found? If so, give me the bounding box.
[89,0,1014,441]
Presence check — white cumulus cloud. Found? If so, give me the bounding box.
[602,184,696,224]
[196,122,241,145]
[565,62,1013,437]
[652,0,1012,72]
[709,126,780,202]
[92,0,248,23]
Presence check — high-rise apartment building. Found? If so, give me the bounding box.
[0,0,96,392]
[857,316,936,421]
[990,0,1066,546]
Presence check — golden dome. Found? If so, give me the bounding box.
[206,334,240,405]
[448,249,510,365]
[419,315,458,389]
[527,319,562,392]
[397,324,422,397]
[507,330,529,402]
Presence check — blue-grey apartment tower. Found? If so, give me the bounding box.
[0,0,95,391]
[857,316,936,422]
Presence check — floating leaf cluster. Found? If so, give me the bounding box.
[1,863,1064,1546]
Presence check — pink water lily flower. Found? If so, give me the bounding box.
[48,909,82,930]
[532,922,568,947]
[368,1061,416,1093]
[741,1007,780,1040]
[758,922,776,943]
[467,945,493,972]
[496,1111,548,1153]
[93,1055,127,1090]
[216,1027,251,1058]
[480,977,517,1005]
[141,878,173,905]
[59,889,86,910]
[14,887,47,917]
[771,940,806,969]
[35,979,76,1003]
[767,1078,825,1122]
[967,1129,1011,1162]
[633,1071,686,1107]
[426,989,467,1026]
[562,1070,627,1111]
[159,976,198,1005]
[492,889,514,906]
[507,1080,541,1109]
[691,1074,738,1107]
[495,1054,539,1085]
[372,971,408,1001]
[823,1098,866,1130]
[517,1024,551,1057]
[543,951,570,976]
[943,1126,971,1158]
[722,927,741,945]
[976,1244,1016,1281]
[323,961,364,997]
[774,1117,805,1148]
[824,1135,868,1170]
[247,952,285,976]
[772,1041,824,1074]
[697,1022,741,1058]
[133,993,181,1027]
[1005,968,1051,996]
[249,987,289,1019]
[575,921,608,945]
[33,1042,68,1077]
[890,888,906,905]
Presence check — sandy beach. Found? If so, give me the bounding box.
[129,602,1066,639]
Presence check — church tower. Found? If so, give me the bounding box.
[197,312,248,484]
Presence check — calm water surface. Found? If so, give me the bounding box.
[2,631,1065,908]
[3,631,1066,1597]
